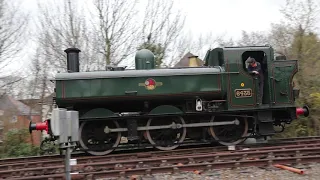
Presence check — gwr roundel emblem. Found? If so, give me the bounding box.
[138,78,163,90]
[145,78,156,90]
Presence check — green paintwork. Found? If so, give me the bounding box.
[223,48,260,109]
[55,74,223,99]
[271,60,297,104]
[149,105,183,115]
[204,48,224,66]
[221,46,297,110]
[55,45,299,113]
[135,49,155,70]
[81,108,116,119]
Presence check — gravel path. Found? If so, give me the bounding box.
[103,163,320,180]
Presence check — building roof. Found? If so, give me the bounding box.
[19,93,54,113]
[19,99,42,112]
[174,52,204,67]
[0,94,40,115]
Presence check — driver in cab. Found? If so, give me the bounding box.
[245,57,264,104]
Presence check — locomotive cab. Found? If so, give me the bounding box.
[222,45,301,108]
[217,45,309,139]
[220,46,271,108]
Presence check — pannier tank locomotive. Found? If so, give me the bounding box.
[30,45,310,156]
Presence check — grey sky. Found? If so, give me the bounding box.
[7,0,289,75]
[174,0,286,38]
[21,0,287,39]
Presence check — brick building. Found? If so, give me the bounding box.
[0,94,42,146]
[20,94,54,122]
[20,94,54,139]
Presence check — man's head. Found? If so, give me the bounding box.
[247,57,257,67]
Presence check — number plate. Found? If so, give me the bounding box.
[234,89,252,98]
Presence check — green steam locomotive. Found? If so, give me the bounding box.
[30,45,309,156]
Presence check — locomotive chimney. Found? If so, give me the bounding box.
[64,48,81,73]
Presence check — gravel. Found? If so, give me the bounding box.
[102,163,320,180]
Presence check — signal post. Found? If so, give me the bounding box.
[51,108,79,180]
[30,108,80,180]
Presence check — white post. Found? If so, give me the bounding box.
[50,108,79,180]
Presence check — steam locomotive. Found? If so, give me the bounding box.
[30,45,309,156]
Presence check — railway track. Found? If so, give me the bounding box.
[1,135,319,165]
[0,136,320,179]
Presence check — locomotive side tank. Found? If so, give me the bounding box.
[54,50,226,108]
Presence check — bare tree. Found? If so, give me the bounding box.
[268,22,294,56]
[138,0,186,67]
[275,0,320,135]
[89,0,139,66]
[280,0,319,57]
[277,0,320,74]
[18,0,89,123]
[267,0,320,57]
[217,37,235,47]
[164,32,228,67]
[0,75,25,98]
[0,0,28,71]
[280,0,319,33]
[236,31,270,46]
[164,32,194,67]
[35,0,98,72]
[0,0,29,97]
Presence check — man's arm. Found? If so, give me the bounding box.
[255,62,262,74]
[247,65,259,75]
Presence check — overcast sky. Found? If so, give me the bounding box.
[21,0,287,39]
[174,0,287,38]
[7,0,288,75]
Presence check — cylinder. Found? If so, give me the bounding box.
[64,48,81,73]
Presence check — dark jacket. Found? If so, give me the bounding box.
[247,62,264,80]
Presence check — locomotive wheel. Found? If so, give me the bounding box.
[209,116,248,146]
[146,116,187,151]
[79,120,121,156]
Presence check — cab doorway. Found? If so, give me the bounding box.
[241,51,269,105]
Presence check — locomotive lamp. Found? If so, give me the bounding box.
[195,98,203,111]
[296,105,309,117]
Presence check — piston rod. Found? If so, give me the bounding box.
[104,120,240,133]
